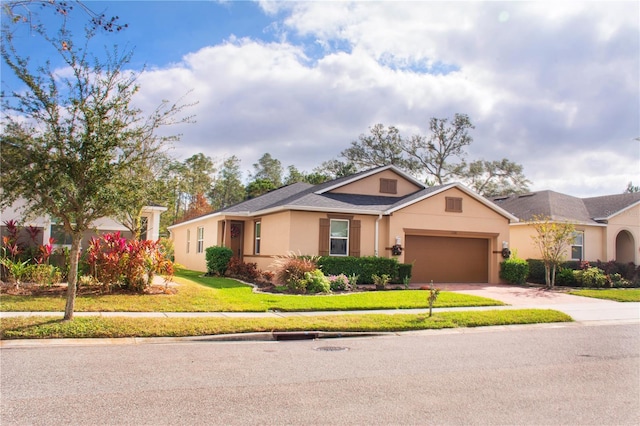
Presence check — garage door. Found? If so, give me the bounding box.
[405,235,489,283]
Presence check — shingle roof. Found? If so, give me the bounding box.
[169,166,518,229]
[583,192,640,219]
[492,190,640,223]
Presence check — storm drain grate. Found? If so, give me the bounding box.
[315,346,349,352]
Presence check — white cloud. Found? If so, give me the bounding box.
[132,1,638,195]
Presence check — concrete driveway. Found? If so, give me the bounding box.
[431,283,640,322]
[435,283,605,306]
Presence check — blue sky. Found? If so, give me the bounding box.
[2,0,639,197]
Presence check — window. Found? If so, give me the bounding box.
[380,178,398,194]
[50,224,73,246]
[445,197,463,213]
[571,231,584,261]
[186,229,191,254]
[254,221,261,255]
[197,227,204,254]
[329,219,349,256]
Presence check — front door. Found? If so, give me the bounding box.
[229,221,244,260]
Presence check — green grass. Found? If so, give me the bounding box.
[0,269,504,312]
[0,309,572,340]
[569,288,640,302]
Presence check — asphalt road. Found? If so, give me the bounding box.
[1,323,639,425]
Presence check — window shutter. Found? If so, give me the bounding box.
[319,218,330,256]
[349,220,361,257]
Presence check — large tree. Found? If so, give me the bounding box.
[1,15,190,319]
[313,159,357,180]
[250,153,283,188]
[182,153,216,209]
[341,124,415,172]
[401,113,473,185]
[458,158,530,197]
[209,155,245,210]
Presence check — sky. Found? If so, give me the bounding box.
[2,0,639,197]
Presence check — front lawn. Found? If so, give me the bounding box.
[0,269,505,312]
[0,309,572,340]
[569,288,640,302]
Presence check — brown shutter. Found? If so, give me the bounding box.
[349,220,361,257]
[319,218,330,256]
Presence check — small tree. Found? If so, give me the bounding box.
[1,20,191,320]
[529,215,576,288]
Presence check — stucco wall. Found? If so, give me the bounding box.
[606,204,640,264]
[329,169,421,196]
[509,223,608,263]
[170,215,221,272]
[388,187,511,284]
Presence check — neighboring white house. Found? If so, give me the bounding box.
[0,199,166,248]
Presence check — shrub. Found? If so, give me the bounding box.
[26,263,62,286]
[205,246,233,276]
[555,268,577,286]
[302,269,331,294]
[225,257,260,282]
[271,252,318,288]
[609,273,632,288]
[397,263,413,284]
[526,259,546,284]
[372,274,390,290]
[86,232,173,293]
[500,256,529,284]
[317,256,398,284]
[348,274,359,290]
[580,267,607,288]
[327,274,349,291]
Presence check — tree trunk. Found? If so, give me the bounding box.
[544,263,551,289]
[550,264,557,289]
[63,234,82,321]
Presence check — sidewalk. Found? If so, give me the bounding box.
[1,302,638,323]
[1,284,638,323]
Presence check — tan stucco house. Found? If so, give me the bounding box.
[492,191,640,265]
[168,165,518,284]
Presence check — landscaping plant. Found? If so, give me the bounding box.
[86,232,173,293]
[499,251,529,284]
[205,246,234,276]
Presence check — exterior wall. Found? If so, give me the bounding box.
[509,223,607,262]
[329,170,421,196]
[605,204,640,264]
[245,211,383,272]
[389,188,511,284]
[170,215,221,272]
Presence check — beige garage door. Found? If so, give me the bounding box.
[405,235,489,283]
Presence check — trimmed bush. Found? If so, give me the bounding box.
[555,268,577,286]
[526,259,546,284]
[397,263,413,284]
[317,256,399,284]
[205,246,233,276]
[500,256,529,284]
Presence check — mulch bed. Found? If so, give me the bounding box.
[0,281,177,296]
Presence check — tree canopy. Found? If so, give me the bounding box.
[0,9,191,319]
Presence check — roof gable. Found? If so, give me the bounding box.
[315,165,425,195]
